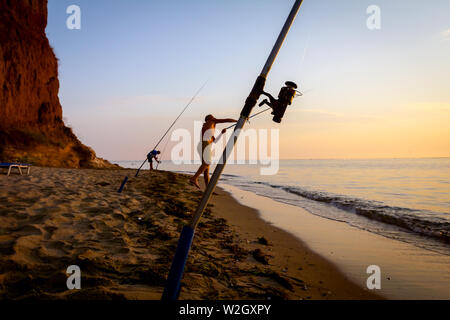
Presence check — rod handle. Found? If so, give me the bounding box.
[118,176,128,193]
[161,226,195,301]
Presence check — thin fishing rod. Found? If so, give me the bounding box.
[162,0,304,301]
[118,80,209,192]
[134,80,209,177]
[155,80,209,151]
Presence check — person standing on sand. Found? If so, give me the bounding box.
[190,115,237,189]
[147,150,161,171]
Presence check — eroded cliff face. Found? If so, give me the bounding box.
[0,0,114,168]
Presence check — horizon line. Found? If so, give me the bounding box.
[111,156,450,162]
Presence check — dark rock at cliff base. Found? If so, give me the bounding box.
[0,0,116,168]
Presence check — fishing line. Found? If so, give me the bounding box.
[225,107,272,130]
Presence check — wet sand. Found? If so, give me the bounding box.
[0,168,381,300]
[212,185,382,299]
[219,185,450,300]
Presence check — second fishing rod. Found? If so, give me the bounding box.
[135,80,209,178]
[117,81,208,193]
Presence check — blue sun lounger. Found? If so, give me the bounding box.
[0,163,31,176]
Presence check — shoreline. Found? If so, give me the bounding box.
[0,167,381,299]
[211,184,382,300]
[219,184,450,300]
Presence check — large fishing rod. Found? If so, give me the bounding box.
[162,0,304,300]
[117,81,208,193]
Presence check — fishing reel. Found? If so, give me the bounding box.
[258,81,301,123]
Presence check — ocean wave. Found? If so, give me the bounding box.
[221,173,241,178]
[251,181,450,243]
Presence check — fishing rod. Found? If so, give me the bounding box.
[117,81,208,193]
[135,80,209,177]
[162,0,304,300]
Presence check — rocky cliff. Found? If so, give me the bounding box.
[0,0,114,168]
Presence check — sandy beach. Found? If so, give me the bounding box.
[0,167,381,300]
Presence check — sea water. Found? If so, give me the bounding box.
[115,158,450,256]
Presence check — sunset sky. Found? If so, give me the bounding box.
[46,0,450,160]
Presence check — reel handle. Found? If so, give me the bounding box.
[259,99,270,107]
